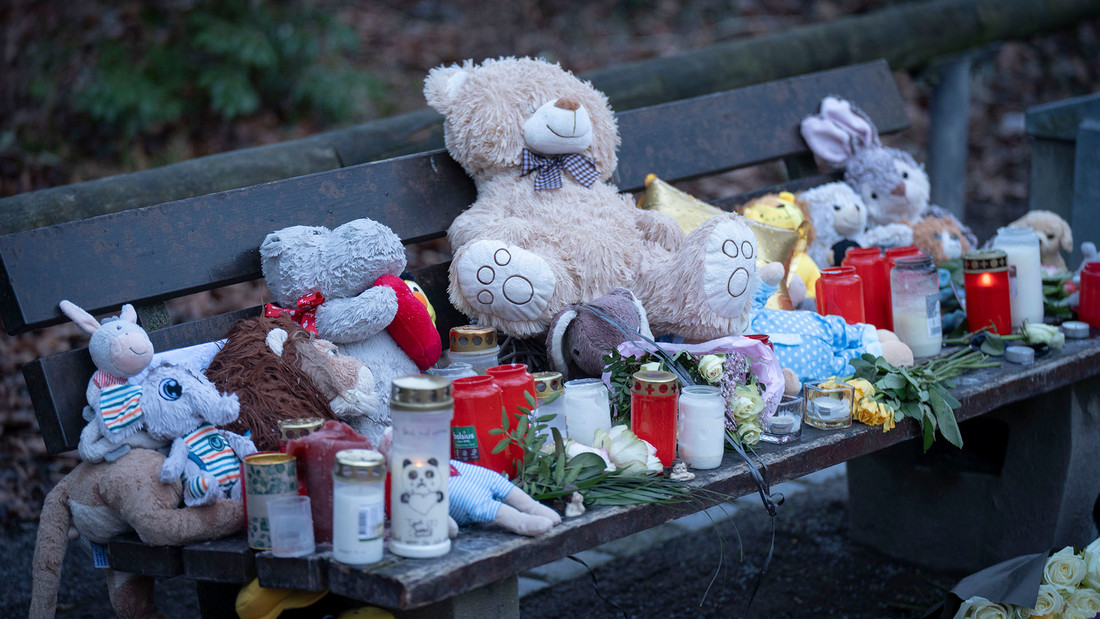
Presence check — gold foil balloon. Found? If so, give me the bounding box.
[637,174,725,236]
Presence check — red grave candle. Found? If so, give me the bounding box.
[285,420,372,544]
[1077,261,1100,328]
[450,375,510,475]
[630,370,679,467]
[486,364,536,477]
[842,247,891,328]
[815,266,866,324]
[963,250,1012,335]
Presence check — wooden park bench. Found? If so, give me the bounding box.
[2,59,1098,617]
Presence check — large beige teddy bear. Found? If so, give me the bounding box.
[424,57,757,342]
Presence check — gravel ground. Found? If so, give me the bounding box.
[2,472,964,618]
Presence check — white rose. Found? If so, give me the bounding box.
[729,385,764,422]
[1015,584,1063,619]
[737,419,762,445]
[954,596,1011,619]
[640,361,662,372]
[1066,587,1100,616]
[1043,546,1087,593]
[1083,537,1100,588]
[698,354,725,384]
[1062,606,1097,619]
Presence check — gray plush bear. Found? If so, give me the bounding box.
[260,218,439,411]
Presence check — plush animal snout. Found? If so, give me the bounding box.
[523,98,593,155]
[110,330,154,376]
[890,182,906,197]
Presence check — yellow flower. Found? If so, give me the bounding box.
[854,398,896,432]
[847,378,875,402]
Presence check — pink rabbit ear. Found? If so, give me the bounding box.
[801,97,882,168]
[819,97,881,149]
[801,115,858,168]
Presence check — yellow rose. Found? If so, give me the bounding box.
[847,378,876,402]
[1016,584,1063,619]
[1084,537,1100,588]
[1066,587,1100,616]
[698,354,725,385]
[954,596,1011,619]
[853,399,896,432]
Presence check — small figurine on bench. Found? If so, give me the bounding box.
[59,300,167,464]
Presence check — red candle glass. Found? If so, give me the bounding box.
[630,370,679,467]
[285,420,372,544]
[842,247,891,328]
[963,250,1012,334]
[450,375,510,475]
[1078,261,1100,328]
[486,364,536,477]
[816,266,866,324]
[744,334,773,349]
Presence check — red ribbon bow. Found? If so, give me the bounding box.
[264,291,325,334]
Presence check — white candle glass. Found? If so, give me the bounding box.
[532,371,568,444]
[677,385,725,469]
[802,381,854,430]
[331,449,385,565]
[890,255,943,358]
[993,226,1044,328]
[562,378,612,446]
[388,375,453,559]
[760,395,803,444]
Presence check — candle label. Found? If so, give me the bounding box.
[357,503,384,542]
[451,426,480,461]
[393,456,447,544]
[925,294,942,338]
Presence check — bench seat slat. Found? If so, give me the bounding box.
[0,61,905,336]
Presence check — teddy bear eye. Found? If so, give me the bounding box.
[408,470,418,479]
[159,379,182,401]
[832,204,841,211]
[902,171,909,179]
[871,192,878,200]
[1047,234,1055,240]
[426,470,434,478]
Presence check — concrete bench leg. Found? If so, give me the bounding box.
[397,575,519,619]
[847,379,1100,573]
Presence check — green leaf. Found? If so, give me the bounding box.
[525,391,537,409]
[491,436,510,455]
[981,334,1006,356]
[488,428,504,436]
[501,406,510,431]
[536,414,558,424]
[922,417,935,451]
[929,390,963,449]
[882,374,907,390]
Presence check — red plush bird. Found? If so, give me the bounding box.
[373,274,442,372]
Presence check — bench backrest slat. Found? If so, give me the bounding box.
[0,61,904,336]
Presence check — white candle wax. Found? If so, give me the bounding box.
[811,397,848,421]
[563,379,612,446]
[677,386,725,470]
[768,416,795,434]
[994,227,1044,327]
[332,482,383,565]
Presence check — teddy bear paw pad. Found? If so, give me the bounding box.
[455,240,556,322]
[702,216,757,317]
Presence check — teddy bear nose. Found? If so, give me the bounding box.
[555,98,581,111]
[890,182,906,197]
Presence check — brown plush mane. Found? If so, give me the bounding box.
[206,315,337,451]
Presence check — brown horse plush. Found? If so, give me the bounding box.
[206,315,384,450]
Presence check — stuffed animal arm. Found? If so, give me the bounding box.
[448,459,561,536]
[314,286,399,344]
[59,300,162,463]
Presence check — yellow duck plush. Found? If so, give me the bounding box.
[739,192,821,306]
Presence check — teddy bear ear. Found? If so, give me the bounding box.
[424,65,469,114]
[546,308,578,377]
[1060,218,1073,252]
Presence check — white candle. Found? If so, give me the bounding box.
[563,379,612,445]
[677,386,725,470]
[812,397,848,421]
[994,227,1044,328]
[768,416,794,434]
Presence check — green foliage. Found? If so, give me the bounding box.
[68,1,382,136]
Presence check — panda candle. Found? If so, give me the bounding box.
[388,375,454,558]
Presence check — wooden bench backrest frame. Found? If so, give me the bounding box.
[0,60,908,455]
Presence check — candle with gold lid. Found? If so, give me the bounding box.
[963,250,1012,335]
[277,417,325,451]
[630,370,679,467]
[447,325,500,374]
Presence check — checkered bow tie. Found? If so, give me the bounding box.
[520,149,599,190]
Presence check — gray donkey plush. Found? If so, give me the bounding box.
[59,300,167,463]
[138,363,257,506]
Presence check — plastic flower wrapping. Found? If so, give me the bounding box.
[603,335,784,446]
[952,537,1100,619]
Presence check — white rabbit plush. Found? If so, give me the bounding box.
[800,97,977,250]
[59,300,167,462]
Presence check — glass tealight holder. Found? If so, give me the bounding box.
[802,381,854,430]
[760,395,803,444]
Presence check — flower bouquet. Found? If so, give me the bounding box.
[936,537,1100,619]
[603,336,784,447]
